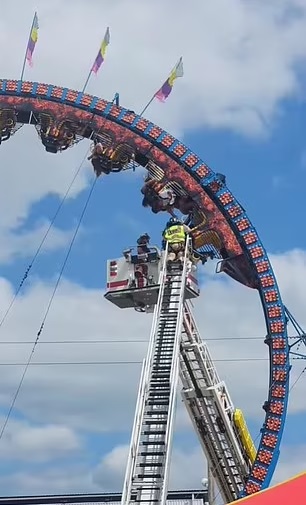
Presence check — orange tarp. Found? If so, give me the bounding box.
[233,472,306,504]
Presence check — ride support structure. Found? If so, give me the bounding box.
[105,238,256,505]
[0,80,293,497]
[0,77,298,501]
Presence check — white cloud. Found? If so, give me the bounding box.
[0,466,99,496]
[0,220,76,264]
[2,0,306,138]
[0,128,90,231]
[0,277,151,433]
[274,444,306,484]
[0,442,304,495]
[92,444,207,492]
[1,0,306,264]
[0,128,92,266]
[0,1,305,495]
[0,249,305,437]
[0,419,81,462]
[92,441,306,493]
[93,445,128,491]
[0,248,303,492]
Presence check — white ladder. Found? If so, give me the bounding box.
[122,239,191,505]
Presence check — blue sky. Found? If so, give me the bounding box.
[187,103,306,253]
[0,0,306,497]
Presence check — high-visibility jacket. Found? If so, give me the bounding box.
[163,224,186,244]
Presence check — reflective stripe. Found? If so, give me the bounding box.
[163,225,185,243]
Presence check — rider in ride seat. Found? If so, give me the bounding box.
[162,217,191,265]
[88,141,104,160]
[88,141,112,176]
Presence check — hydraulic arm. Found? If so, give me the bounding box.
[179,301,251,503]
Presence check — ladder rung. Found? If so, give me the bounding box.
[136,474,162,479]
[133,486,161,490]
[131,497,160,502]
[144,420,167,425]
[147,401,169,406]
[142,430,166,435]
[137,462,163,467]
[144,411,168,416]
[141,441,165,446]
[139,450,165,456]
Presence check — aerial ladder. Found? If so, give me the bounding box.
[121,239,190,505]
[105,235,256,505]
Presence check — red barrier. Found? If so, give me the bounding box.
[234,472,306,505]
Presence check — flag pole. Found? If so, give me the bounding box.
[20,11,36,81]
[82,70,93,93]
[139,95,156,116]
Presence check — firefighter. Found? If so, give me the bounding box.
[137,233,151,255]
[162,217,191,264]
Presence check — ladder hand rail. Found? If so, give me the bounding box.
[160,237,191,505]
[122,359,146,505]
[121,245,170,505]
[142,241,170,392]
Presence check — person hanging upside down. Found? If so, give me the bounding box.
[158,188,176,206]
[88,142,112,176]
[143,195,177,216]
[141,177,177,216]
[88,141,104,158]
[162,217,191,264]
[173,195,194,215]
